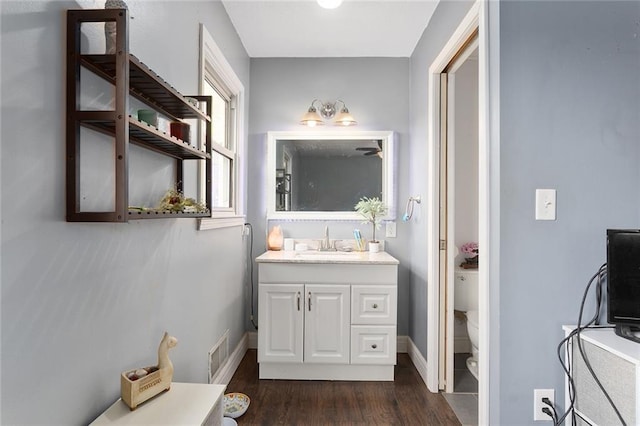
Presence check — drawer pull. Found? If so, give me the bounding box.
[372,303,378,309]
[371,344,378,349]
[297,292,301,311]
[308,292,312,311]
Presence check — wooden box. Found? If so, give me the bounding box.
[120,366,172,410]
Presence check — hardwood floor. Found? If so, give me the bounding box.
[226,350,461,425]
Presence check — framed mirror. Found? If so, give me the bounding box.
[267,130,396,220]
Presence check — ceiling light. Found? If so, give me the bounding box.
[317,0,343,9]
[300,99,357,127]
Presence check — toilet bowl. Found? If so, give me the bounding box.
[453,270,480,380]
[465,309,479,380]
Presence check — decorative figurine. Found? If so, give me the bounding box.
[120,332,178,410]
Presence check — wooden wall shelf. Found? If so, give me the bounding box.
[82,116,210,160]
[66,9,212,222]
[80,54,210,122]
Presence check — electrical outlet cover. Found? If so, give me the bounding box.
[533,389,555,421]
[385,221,397,238]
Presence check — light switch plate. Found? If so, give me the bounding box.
[386,222,397,238]
[535,189,556,221]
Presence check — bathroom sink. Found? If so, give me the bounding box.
[295,251,363,259]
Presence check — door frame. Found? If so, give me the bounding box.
[439,34,480,394]
[426,1,496,424]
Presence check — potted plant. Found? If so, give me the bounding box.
[354,196,388,252]
[459,242,479,269]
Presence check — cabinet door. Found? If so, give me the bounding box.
[258,284,304,363]
[304,285,350,364]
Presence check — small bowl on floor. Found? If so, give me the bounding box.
[223,392,250,418]
[223,417,237,426]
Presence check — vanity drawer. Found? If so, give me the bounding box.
[351,285,397,325]
[350,326,396,365]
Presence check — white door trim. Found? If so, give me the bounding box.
[443,35,480,395]
[426,1,496,424]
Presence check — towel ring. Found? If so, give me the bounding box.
[402,196,422,222]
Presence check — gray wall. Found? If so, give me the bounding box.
[248,58,411,334]
[0,1,250,424]
[454,54,479,266]
[411,0,640,423]
[408,0,475,361]
[497,1,640,423]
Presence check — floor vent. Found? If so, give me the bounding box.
[208,330,229,384]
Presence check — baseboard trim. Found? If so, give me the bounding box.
[406,337,430,391]
[397,335,408,353]
[212,332,249,385]
[248,331,257,349]
[454,336,471,353]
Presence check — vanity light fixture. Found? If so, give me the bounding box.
[300,99,357,127]
[317,0,343,9]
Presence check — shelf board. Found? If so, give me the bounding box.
[80,54,210,122]
[81,115,210,160]
[128,210,211,219]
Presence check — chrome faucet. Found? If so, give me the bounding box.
[319,225,336,251]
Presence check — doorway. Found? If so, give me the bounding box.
[439,37,480,424]
[425,1,493,424]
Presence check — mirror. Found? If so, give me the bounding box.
[267,131,396,220]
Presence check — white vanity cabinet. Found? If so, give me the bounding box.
[259,284,350,364]
[256,251,399,381]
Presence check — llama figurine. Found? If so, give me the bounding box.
[157,332,178,378]
[120,332,178,410]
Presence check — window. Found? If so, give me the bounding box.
[199,25,245,229]
[204,76,233,209]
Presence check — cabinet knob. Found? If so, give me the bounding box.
[372,303,378,309]
[371,344,378,349]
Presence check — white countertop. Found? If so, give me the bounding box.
[90,382,226,425]
[563,325,640,364]
[256,250,399,265]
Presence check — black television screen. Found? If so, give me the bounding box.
[607,229,640,343]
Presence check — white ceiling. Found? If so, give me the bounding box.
[221,0,440,58]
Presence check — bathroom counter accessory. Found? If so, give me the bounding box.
[256,250,399,265]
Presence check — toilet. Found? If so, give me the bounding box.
[453,269,479,380]
[465,309,479,380]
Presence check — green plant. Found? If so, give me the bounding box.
[157,188,208,213]
[354,196,388,242]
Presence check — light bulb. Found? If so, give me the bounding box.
[317,0,343,9]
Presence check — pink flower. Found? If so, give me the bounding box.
[460,242,479,255]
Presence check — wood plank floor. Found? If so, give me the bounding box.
[226,350,461,425]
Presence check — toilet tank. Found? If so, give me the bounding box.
[454,269,479,311]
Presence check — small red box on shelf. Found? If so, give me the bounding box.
[170,122,190,142]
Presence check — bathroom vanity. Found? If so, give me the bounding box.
[256,250,399,381]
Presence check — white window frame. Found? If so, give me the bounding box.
[198,24,246,230]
